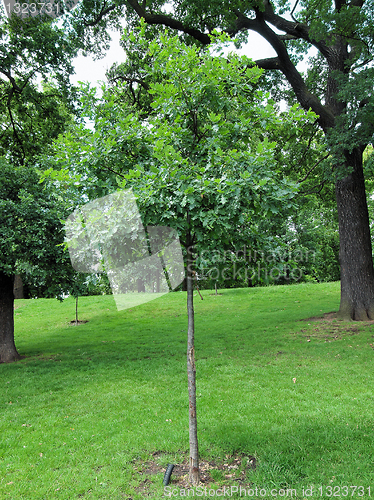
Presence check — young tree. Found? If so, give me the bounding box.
[51,31,300,484]
[108,0,374,320]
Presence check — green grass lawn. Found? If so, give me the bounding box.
[1,282,374,499]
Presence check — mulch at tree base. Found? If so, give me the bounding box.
[133,451,256,495]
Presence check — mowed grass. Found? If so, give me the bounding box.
[1,282,374,499]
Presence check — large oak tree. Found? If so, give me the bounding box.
[0,15,78,362]
[73,0,374,320]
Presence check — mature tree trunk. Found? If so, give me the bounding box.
[335,148,374,320]
[186,229,199,486]
[0,272,21,363]
[137,278,145,292]
[13,274,24,299]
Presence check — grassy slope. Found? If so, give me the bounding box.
[1,282,374,499]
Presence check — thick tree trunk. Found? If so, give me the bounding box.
[186,230,199,486]
[335,148,374,320]
[137,278,145,292]
[0,272,21,363]
[13,274,24,299]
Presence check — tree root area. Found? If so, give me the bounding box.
[298,311,374,341]
[134,451,256,494]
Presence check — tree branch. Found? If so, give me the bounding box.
[229,2,332,59]
[126,0,211,45]
[298,179,328,195]
[290,0,300,21]
[296,125,319,169]
[6,88,25,165]
[100,164,126,178]
[334,0,347,12]
[234,12,335,131]
[83,1,119,27]
[349,0,365,7]
[253,57,282,70]
[278,34,298,41]
[0,68,21,93]
[108,74,150,91]
[261,0,333,59]
[299,153,331,183]
[123,0,335,130]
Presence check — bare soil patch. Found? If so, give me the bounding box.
[302,311,339,322]
[133,451,256,495]
[298,311,374,341]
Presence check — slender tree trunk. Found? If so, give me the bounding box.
[75,296,79,325]
[186,228,199,486]
[336,148,374,320]
[0,272,21,363]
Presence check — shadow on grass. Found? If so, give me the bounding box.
[202,418,372,488]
